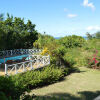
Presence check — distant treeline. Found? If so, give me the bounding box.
[86,32,100,39]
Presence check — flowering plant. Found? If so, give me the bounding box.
[40,47,49,55]
[88,50,100,69]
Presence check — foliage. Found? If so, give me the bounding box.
[59,35,85,48]
[33,34,55,49]
[11,65,64,89]
[0,76,18,100]
[0,76,15,97]
[95,31,100,39]
[40,47,49,55]
[34,34,69,67]
[0,64,70,100]
[0,13,38,50]
[0,76,26,100]
[0,92,12,100]
[86,32,92,40]
[33,34,87,68]
[86,31,100,39]
[83,39,100,51]
[88,50,100,68]
[63,47,95,67]
[0,64,77,100]
[0,13,4,21]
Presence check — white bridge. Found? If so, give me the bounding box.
[0,49,50,76]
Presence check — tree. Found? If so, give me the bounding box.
[33,34,55,49]
[0,13,4,21]
[86,32,92,40]
[95,31,100,39]
[0,13,38,50]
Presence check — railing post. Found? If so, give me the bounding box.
[29,55,31,60]
[6,50,8,56]
[30,60,33,70]
[43,56,45,65]
[23,62,26,72]
[15,64,17,74]
[48,55,50,64]
[11,50,12,56]
[5,64,8,76]
[37,55,40,67]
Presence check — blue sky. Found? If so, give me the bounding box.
[0,0,100,37]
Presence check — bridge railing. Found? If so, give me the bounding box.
[5,55,50,76]
[0,49,42,58]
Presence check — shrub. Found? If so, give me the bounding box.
[59,35,85,48]
[88,50,100,69]
[0,92,12,100]
[11,65,64,89]
[0,65,65,99]
[0,76,15,98]
[33,34,55,49]
[0,75,27,100]
[40,47,49,55]
[83,39,100,51]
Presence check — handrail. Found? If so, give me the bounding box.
[0,49,42,58]
[5,55,50,76]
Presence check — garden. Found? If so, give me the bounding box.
[0,14,100,100]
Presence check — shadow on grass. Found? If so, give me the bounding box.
[24,91,100,100]
[66,67,86,76]
[28,67,86,91]
[78,91,100,100]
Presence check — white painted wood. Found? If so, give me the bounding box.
[5,64,7,75]
[4,54,50,76]
[0,49,42,57]
[15,64,17,74]
[23,62,26,72]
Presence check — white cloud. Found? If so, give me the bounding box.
[86,26,100,31]
[83,0,95,11]
[67,14,78,18]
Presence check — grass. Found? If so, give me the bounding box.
[28,67,100,100]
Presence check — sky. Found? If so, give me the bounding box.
[0,0,100,37]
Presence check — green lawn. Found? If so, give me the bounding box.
[29,67,100,100]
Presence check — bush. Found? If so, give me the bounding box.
[0,76,15,98]
[59,35,85,48]
[0,92,12,100]
[11,65,64,89]
[0,65,67,99]
[87,50,100,69]
[0,75,27,100]
[83,39,100,51]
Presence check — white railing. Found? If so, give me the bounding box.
[5,55,50,76]
[0,49,42,58]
